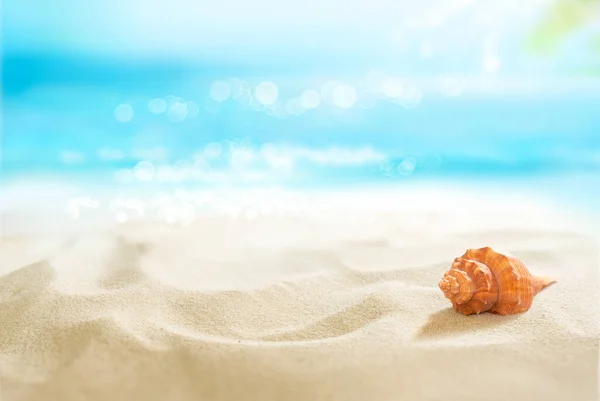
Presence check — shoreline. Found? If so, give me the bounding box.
[1,175,599,238]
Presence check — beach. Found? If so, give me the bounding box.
[3,0,600,396]
[0,186,598,401]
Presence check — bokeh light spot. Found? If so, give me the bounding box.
[167,101,188,123]
[233,81,252,103]
[397,157,417,175]
[228,78,244,98]
[382,78,404,98]
[332,84,357,109]
[254,81,279,106]
[114,104,134,123]
[483,54,501,73]
[148,98,168,114]
[133,161,155,181]
[210,81,231,102]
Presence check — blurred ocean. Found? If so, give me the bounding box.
[3,55,600,180]
[1,0,600,224]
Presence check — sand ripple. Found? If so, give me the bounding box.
[0,214,597,401]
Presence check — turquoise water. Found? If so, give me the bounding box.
[4,0,600,191]
[3,55,600,182]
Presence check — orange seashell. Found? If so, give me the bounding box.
[438,247,556,316]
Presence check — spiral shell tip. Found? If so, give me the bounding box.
[533,275,557,294]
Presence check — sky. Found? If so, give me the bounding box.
[5,0,589,96]
[3,0,554,62]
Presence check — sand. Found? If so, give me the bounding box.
[0,188,598,401]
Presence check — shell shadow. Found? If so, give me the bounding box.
[415,308,520,340]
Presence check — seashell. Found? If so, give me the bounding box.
[438,247,556,316]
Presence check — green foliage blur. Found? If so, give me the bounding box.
[528,0,597,53]
[527,0,599,74]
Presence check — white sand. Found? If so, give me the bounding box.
[0,187,598,401]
